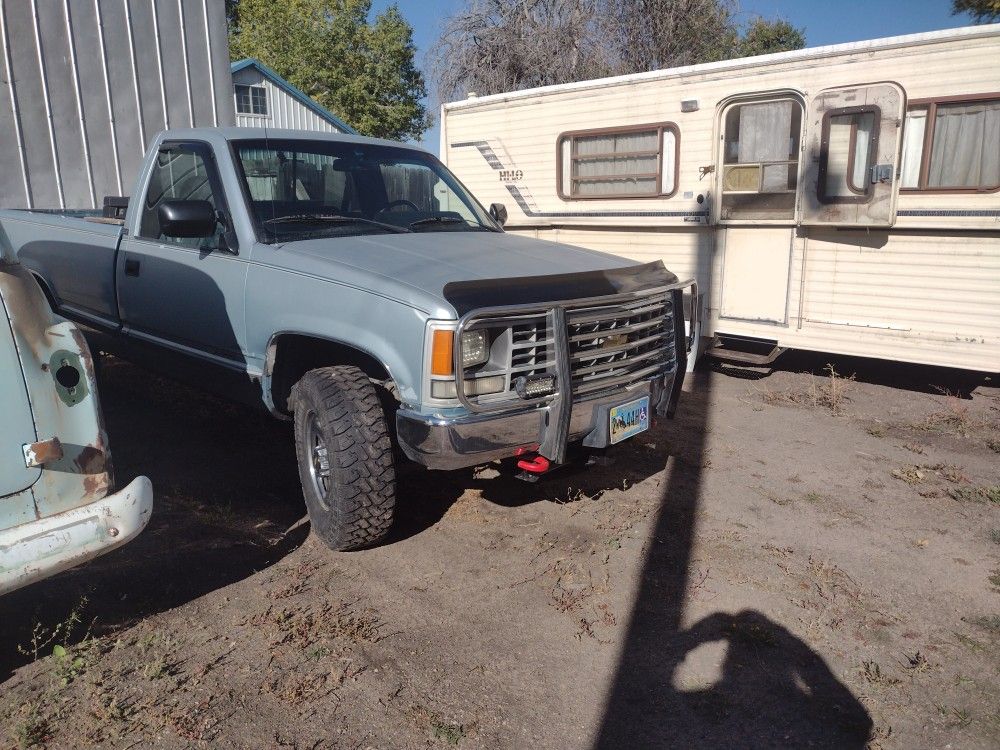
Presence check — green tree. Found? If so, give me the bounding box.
[229,0,429,141]
[736,18,806,58]
[952,0,1000,22]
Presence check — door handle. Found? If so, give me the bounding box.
[870,164,893,184]
[124,258,140,277]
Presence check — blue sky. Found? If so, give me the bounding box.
[371,0,976,153]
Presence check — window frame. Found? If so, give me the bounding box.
[901,93,1000,194]
[817,105,881,205]
[235,84,268,117]
[556,122,680,201]
[716,94,804,223]
[135,140,237,252]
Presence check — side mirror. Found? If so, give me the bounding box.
[158,200,217,238]
[489,202,508,227]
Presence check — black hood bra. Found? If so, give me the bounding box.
[442,260,678,316]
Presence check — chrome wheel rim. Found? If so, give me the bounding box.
[306,412,331,508]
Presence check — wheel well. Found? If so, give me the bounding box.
[267,334,395,415]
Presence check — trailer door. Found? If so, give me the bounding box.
[798,83,905,227]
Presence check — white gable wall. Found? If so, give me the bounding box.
[232,67,343,133]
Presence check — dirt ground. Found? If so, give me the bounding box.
[1,352,998,750]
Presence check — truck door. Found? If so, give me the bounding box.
[798,82,906,227]
[117,142,248,366]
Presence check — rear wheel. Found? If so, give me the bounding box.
[291,366,396,550]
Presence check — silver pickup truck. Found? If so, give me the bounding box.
[6,128,693,551]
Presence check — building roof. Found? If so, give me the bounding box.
[231,58,357,134]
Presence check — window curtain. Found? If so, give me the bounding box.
[738,101,793,191]
[851,113,875,190]
[661,130,676,194]
[824,116,854,197]
[928,101,1000,188]
[571,130,659,196]
[900,109,927,188]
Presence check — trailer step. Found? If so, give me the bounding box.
[704,339,786,366]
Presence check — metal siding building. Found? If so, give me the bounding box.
[0,0,235,210]
[231,58,355,134]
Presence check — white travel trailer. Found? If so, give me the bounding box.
[441,25,1000,373]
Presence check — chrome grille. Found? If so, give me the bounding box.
[454,288,677,411]
[509,315,554,379]
[566,291,674,398]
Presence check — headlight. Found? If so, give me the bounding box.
[460,330,489,368]
[431,375,505,399]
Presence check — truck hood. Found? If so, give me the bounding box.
[274,231,654,315]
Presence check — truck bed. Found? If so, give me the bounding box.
[0,209,123,325]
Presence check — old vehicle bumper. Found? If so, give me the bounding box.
[0,476,153,596]
[397,371,674,471]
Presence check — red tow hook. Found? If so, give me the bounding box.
[516,454,551,474]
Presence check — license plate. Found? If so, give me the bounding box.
[609,396,650,445]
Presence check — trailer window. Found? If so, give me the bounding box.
[557,123,678,199]
[720,99,802,220]
[900,96,1000,192]
[817,107,878,203]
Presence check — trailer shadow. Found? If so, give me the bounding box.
[713,348,993,397]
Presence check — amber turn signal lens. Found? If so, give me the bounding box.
[431,330,455,376]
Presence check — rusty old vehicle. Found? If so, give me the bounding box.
[0,238,152,595]
[6,128,693,553]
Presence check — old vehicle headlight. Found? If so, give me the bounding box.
[460,329,489,368]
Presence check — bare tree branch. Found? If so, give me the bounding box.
[431,0,805,102]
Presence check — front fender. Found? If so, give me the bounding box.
[245,269,430,409]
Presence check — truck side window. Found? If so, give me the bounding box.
[720,98,802,220]
[138,148,223,249]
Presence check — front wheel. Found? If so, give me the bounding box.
[291,366,396,550]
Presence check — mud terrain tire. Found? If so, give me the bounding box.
[291,366,396,550]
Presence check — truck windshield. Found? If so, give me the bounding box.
[233,139,499,242]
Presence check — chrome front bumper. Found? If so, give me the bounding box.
[397,371,675,471]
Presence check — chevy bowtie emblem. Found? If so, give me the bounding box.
[599,334,628,350]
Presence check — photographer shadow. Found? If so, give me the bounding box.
[598,608,872,748]
[595,368,872,748]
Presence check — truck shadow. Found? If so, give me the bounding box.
[0,357,669,679]
[0,357,309,680]
[390,438,674,544]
